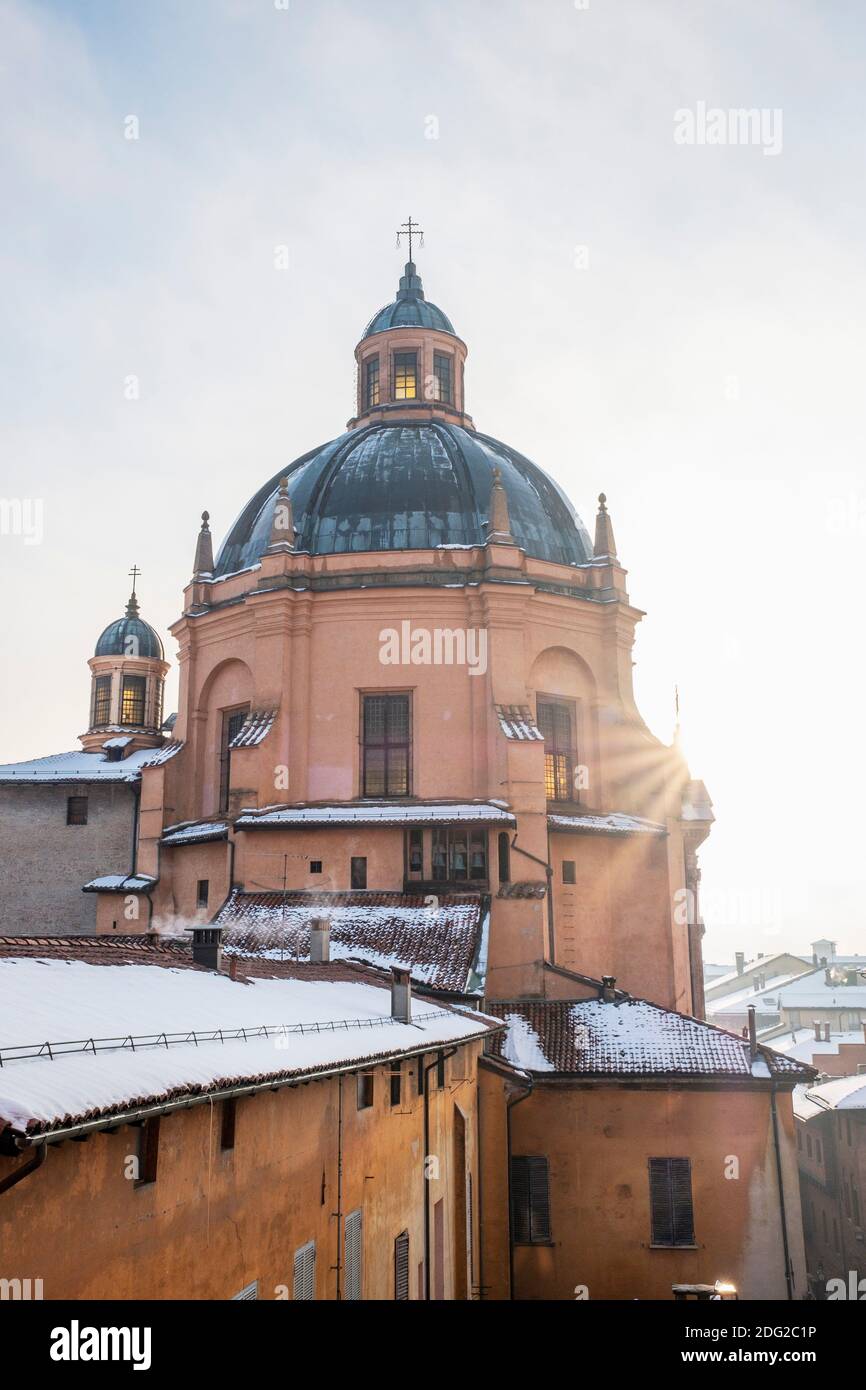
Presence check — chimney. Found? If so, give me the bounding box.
[309,917,330,964]
[747,1005,757,1060]
[846,969,858,987]
[812,952,818,966]
[391,968,412,1023]
[757,952,764,959]
[813,1020,822,1042]
[190,924,222,971]
[735,952,745,976]
[601,975,617,1003]
[825,968,832,985]
[823,1022,831,1042]
[229,954,239,982]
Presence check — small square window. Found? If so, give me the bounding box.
[351,856,367,889]
[196,879,209,909]
[562,860,576,885]
[67,796,88,826]
[310,860,323,874]
[357,1071,374,1110]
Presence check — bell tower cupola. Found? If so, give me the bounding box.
[80,568,169,754]
[350,218,472,430]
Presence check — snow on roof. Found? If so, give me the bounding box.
[214,890,485,995]
[706,973,809,1014]
[547,812,667,836]
[0,957,497,1140]
[486,997,814,1079]
[161,821,229,847]
[792,1084,824,1122]
[235,801,516,829]
[799,1074,866,1113]
[82,874,157,894]
[228,709,276,749]
[706,954,812,997]
[0,743,183,784]
[495,705,543,741]
[761,1029,866,1061]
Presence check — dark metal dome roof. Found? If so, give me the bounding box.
[214,422,592,576]
[95,597,164,659]
[363,261,456,339]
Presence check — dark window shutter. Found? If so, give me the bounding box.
[344,1209,363,1300]
[511,1155,550,1244]
[649,1158,694,1246]
[394,1230,410,1301]
[293,1240,316,1300]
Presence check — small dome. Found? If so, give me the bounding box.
[215,422,591,575]
[363,261,456,339]
[95,593,164,660]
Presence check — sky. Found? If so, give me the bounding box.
[0,0,864,964]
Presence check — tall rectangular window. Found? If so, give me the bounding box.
[197,879,209,909]
[431,828,487,882]
[293,1240,316,1301]
[394,1231,410,1301]
[537,699,576,802]
[407,828,424,878]
[393,351,417,400]
[92,675,111,725]
[351,856,367,889]
[361,693,411,797]
[357,1071,374,1110]
[344,1209,363,1301]
[136,1118,161,1187]
[432,352,453,404]
[219,705,249,813]
[511,1155,551,1244]
[66,795,88,826]
[364,354,380,408]
[648,1157,695,1247]
[220,1098,236,1151]
[120,674,146,726]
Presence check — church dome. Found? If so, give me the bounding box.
[95,592,164,660]
[214,422,592,576]
[362,260,456,339]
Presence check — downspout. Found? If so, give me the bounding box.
[506,1074,533,1300]
[423,1047,457,1301]
[334,1072,344,1301]
[510,834,555,962]
[0,1142,46,1195]
[770,1082,794,1300]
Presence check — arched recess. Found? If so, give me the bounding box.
[527,645,599,806]
[195,657,255,818]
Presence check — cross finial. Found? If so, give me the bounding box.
[128,564,141,597]
[396,216,424,262]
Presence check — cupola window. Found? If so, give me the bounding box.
[361,693,411,797]
[392,351,418,401]
[92,675,111,726]
[120,674,146,726]
[432,352,453,405]
[364,355,380,408]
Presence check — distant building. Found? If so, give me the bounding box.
[794,1075,866,1298]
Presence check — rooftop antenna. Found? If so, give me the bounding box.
[396,216,424,262]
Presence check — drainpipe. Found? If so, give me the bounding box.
[334,1073,344,1301]
[423,1047,457,1301]
[510,835,555,963]
[505,1073,533,1300]
[0,1142,46,1195]
[769,1083,794,1300]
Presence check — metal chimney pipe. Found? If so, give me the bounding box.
[391,967,412,1023]
[310,917,330,964]
[601,976,617,1003]
[747,1005,757,1060]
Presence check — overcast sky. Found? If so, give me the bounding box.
[1,0,864,963]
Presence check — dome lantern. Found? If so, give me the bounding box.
[81,570,170,755]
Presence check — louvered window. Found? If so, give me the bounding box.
[232,1280,258,1300]
[648,1157,695,1247]
[394,1230,410,1301]
[293,1240,316,1300]
[510,1155,551,1244]
[344,1209,363,1300]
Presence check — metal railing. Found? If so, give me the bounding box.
[0,1010,446,1066]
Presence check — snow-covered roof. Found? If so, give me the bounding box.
[706,973,809,1015]
[760,1029,866,1061]
[494,704,543,741]
[0,743,184,784]
[706,953,812,998]
[214,890,485,994]
[547,812,667,836]
[228,709,276,749]
[82,874,158,894]
[161,821,229,847]
[0,956,498,1141]
[235,801,516,829]
[486,997,814,1080]
[798,1074,866,1113]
